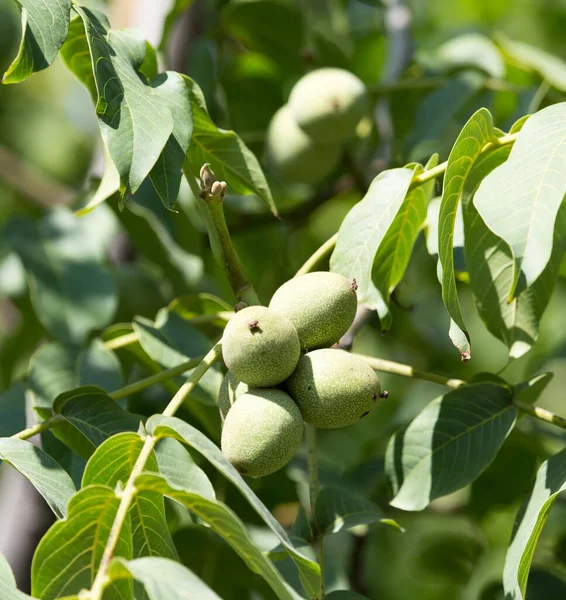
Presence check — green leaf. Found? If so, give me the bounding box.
[76,145,120,216]
[3,0,71,84]
[155,437,215,499]
[386,383,516,511]
[146,415,322,599]
[31,486,133,600]
[134,473,302,600]
[324,593,370,600]
[503,446,566,599]
[4,209,117,346]
[474,103,566,300]
[514,373,553,406]
[330,168,414,314]
[371,155,439,330]
[0,381,26,437]
[54,386,143,451]
[0,552,37,599]
[108,557,220,600]
[500,37,566,91]
[64,7,192,204]
[186,78,277,216]
[463,141,566,359]
[159,0,193,50]
[0,439,76,518]
[315,485,388,535]
[438,108,497,359]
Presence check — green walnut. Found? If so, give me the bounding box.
[269,271,357,350]
[222,305,301,387]
[217,372,249,423]
[288,68,369,145]
[265,105,341,184]
[287,349,381,429]
[221,389,304,477]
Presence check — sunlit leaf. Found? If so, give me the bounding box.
[3,0,71,84]
[0,439,76,518]
[386,383,516,511]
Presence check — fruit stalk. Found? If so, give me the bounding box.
[305,423,325,596]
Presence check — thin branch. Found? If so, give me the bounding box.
[296,234,338,277]
[11,415,65,441]
[89,343,222,600]
[514,399,566,430]
[335,306,373,351]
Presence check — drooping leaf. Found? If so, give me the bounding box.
[372,155,439,331]
[438,108,497,359]
[386,383,516,511]
[82,433,178,597]
[500,37,566,92]
[134,473,302,600]
[3,0,71,84]
[0,381,26,437]
[76,145,120,216]
[54,386,143,451]
[185,78,277,215]
[503,446,566,599]
[474,103,566,300]
[108,557,220,600]
[146,415,322,599]
[330,168,414,314]
[0,552,37,599]
[31,486,133,600]
[315,485,393,535]
[0,439,76,519]
[463,138,566,359]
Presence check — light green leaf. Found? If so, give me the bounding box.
[315,485,389,535]
[386,383,516,511]
[54,386,142,451]
[372,155,439,330]
[0,381,26,437]
[135,473,302,600]
[503,446,566,599]
[0,552,37,599]
[146,415,322,599]
[31,486,133,600]
[474,103,566,300]
[0,439,76,519]
[330,168,414,312]
[500,37,566,91]
[438,108,496,359]
[108,557,220,600]
[4,209,117,346]
[3,0,71,84]
[463,140,566,359]
[76,145,120,216]
[155,437,215,499]
[82,433,177,564]
[186,78,277,215]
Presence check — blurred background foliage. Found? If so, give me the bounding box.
[2,0,566,598]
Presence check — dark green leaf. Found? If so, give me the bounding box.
[372,155,439,330]
[324,593,370,600]
[0,439,76,518]
[186,78,277,215]
[386,383,516,511]
[146,415,322,599]
[0,552,36,599]
[514,373,553,406]
[4,209,117,345]
[31,486,133,600]
[135,473,302,600]
[474,103,566,299]
[0,381,26,437]
[330,168,414,314]
[108,557,220,600]
[438,108,496,359]
[503,446,566,599]
[3,0,71,83]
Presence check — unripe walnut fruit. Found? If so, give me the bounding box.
[287,349,381,429]
[265,105,341,184]
[222,306,301,387]
[217,372,249,423]
[288,68,369,145]
[269,271,357,350]
[221,389,304,477]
